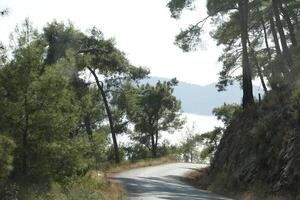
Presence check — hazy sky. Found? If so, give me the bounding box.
[0,0,223,86]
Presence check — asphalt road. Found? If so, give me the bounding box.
[114,163,233,200]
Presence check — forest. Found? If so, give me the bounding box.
[0,16,192,199]
[167,0,300,199]
[1,0,300,199]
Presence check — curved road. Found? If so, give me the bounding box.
[114,163,233,200]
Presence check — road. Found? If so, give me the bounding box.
[114,163,233,200]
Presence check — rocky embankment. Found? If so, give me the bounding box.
[202,88,300,199]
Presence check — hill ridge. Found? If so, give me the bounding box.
[143,76,261,116]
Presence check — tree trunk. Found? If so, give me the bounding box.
[257,13,281,90]
[272,0,294,71]
[238,0,254,107]
[279,1,297,47]
[270,15,282,56]
[155,130,159,157]
[151,133,156,158]
[257,5,278,90]
[247,39,268,93]
[261,19,276,89]
[256,63,268,94]
[22,94,28,175]
[88,67,120,163]
[84,115,93,141]
[84,115,99,163]
[270,13,289,85]
[259,10,272,60]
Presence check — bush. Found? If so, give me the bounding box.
[11,173,126,200]
[64,176,104,200]
[0,135,16,181]
[208,172,238,193]
[0,182,19,200]
[44,137,91,182]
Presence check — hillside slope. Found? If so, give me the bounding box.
[199,87,300,199]
[144,77,261,115]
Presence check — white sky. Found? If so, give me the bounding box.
[0,0,223,86]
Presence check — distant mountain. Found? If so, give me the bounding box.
[142,77,262,116]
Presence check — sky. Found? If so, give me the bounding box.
[0,0,223,86]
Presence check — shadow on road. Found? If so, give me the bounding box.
[113,175,230,200]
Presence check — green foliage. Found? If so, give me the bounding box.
[0,19,137,199]
[63,176,104,200]
[0,17,153,199]
[197,127,223,160]
[290,87,300,105]
[123,78,184,157]
[106,146,126,163]
[0,135,16,181]
[175,24,203,52]
[12,174,124,200]
[44,137,90,181]
[134,79,183,133]
[167,0,300,100]
[213,103,241,126]
[125,144,152,161]
[178,126,200,163]
[43,21,84,65]
[200,146,215,160]
[167,0,196,19]
[196,103,241,160]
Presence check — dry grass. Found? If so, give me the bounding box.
[183,170,288,200]
[238,192,287,200]
[88,170,128,200]
[101,181,128,200]
[182,168,207,186]
[107,157,175,177]
[265,195,287,200]
[239,193,255,200]
[87,157,175,200]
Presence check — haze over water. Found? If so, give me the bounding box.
[161,113,223,145]
[119,113,223,146]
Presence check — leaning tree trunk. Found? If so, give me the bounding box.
[279,1,297,47]
[258,9,272,60]
[87,67,120,163]
[261,18,277,89]
[247,39,268,93]
[238,0,254,107]
[257,5,279,90]
[272,0,294,72]
[270,13,289,83]
[270,15,282,56]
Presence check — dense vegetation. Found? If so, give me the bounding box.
[2,0,300,198]
[0,17,185,199]
[166,0,300,199]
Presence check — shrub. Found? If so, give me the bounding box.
[0,135,16,181]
